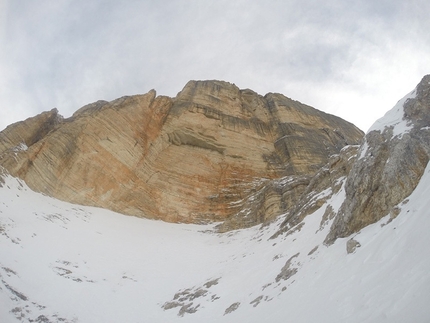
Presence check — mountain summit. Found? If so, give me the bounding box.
[1,76,430,322]
[0,80,363,228]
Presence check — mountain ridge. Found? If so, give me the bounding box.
[0,80,363,230]
[0,75,429,322]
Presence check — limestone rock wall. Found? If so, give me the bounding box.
[0,80,363,226]
[266,144,360,239]
[326,75,430,243]
[0,109,62,155]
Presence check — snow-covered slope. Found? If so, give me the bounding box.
[1,157,430,323]
[367,88,417,137]
[2,75,430,322]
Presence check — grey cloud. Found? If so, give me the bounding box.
[0,0,429,131]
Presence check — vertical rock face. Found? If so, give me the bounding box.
[0,80,363,226]
[326,75,430,243]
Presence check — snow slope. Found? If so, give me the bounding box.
[1,155,430,323]
[367,88,416,137]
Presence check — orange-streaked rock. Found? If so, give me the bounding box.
[0,80,363,227]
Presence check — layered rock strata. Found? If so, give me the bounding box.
[0,80,363,226]
[267,144,360,238]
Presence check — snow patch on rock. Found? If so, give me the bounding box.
[368,89,416,138]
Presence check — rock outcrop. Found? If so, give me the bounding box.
[326,75,430,243]
[268,144,360,238]
[0,109,62,155]
[0,80,363,227]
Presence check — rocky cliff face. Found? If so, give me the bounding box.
[325,74,430,243]
[0,80,363,227]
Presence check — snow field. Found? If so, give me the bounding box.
[1,161,430,322]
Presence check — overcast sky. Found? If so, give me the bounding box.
[1,0,429,132]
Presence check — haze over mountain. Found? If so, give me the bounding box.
[0,75,429,322]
